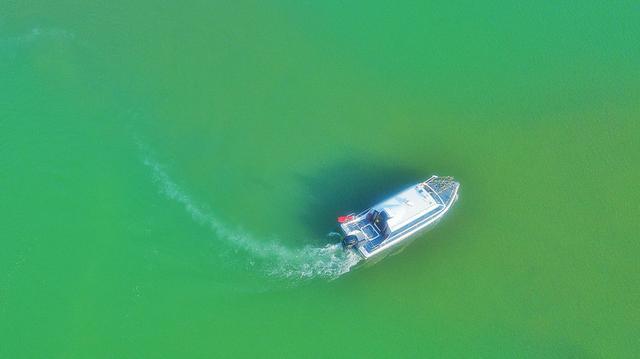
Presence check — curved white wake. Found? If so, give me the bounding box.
[1,27,78,62]
[142,156,361,281]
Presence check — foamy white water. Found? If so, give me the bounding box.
[141,154,361,281]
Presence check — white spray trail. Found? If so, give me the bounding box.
[1,27,79,63]
[141,156,361,281]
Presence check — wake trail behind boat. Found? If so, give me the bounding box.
[141,154,361,281]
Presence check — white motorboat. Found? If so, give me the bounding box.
[338,176,460,259]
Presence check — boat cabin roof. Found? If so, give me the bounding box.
[371,184,440,232]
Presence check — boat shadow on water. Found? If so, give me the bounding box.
[297,159,424,247]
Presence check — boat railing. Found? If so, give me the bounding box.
[424,176,456,204]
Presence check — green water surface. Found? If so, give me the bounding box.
[1,1,639,357]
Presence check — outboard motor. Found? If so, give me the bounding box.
[341,235,359,249]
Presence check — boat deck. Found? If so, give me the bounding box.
[362,204,443,253]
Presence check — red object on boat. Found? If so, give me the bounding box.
[337,215,354,223]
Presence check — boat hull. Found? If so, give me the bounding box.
[340,176,459,260]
